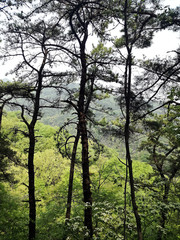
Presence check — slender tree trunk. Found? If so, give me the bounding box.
[65,127,80,220]
[124,77,143,240]
[123,0,143,238]
[123,55,143,240]
[26,52,46,240]
[157,180,170,240]
[123,159,128,240]
[77,70,93,238]
[0,106,3,131]
[0,103,6,131]
[69,4,93,237]
[124,80,142,240]
[28,128,36,240]
[125,134,142,240]
[78,32,93,238]
[79,111,93,239]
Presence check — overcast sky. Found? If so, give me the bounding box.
[135,0,180,58]
[163,0,180,8]
[0,0,179,80]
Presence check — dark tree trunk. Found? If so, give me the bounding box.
[123,0,143,238]
[124,22,142,240]
[28,128,36,240]
[79,49,93,239]
[157,178,170,240]
[125,135,143,240]
[68,3,93,237]
[65,128,80,220]
[123,158,128,240]
[79,112,93,239]
[124,92,142,240]
[26,52,46,240]
[0,106,3,131]
[0,102,6,131]
[78,89,93,239]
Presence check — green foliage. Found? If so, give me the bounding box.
[139,99,180,239]
[98,117,107,127]
[0,132,17,181]
[0,80,34,99]
[0,0,180,239]
[91,42,113,59]
[0,183,28,240]
[1,109,180,239]
[114,37,126,48]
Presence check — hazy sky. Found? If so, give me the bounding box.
[134,0,180,58]
[0,0,179,80]
[163,0,179,8]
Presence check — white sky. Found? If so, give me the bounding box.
[134,0,180,58]
[134,30,179,59]
[0,0,179,80]
[163,0,180,8]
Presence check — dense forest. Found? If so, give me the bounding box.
[0,0,180,240]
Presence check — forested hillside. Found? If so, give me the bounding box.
[0,0,180,240]
[1,111,180,240]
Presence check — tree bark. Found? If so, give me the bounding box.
[28,128,36,240]
[157,175,170,240]
[79,111,93,239]
[0,102,8,131]
[124,64,143,240]
[124,82,142,240]
[65,127,80,220]
[26,50,46,240]
[69,3,93,237]
[0,105,3,131]
[123,0,143,238]
[79,46,93,240]
[123,158,128,240]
